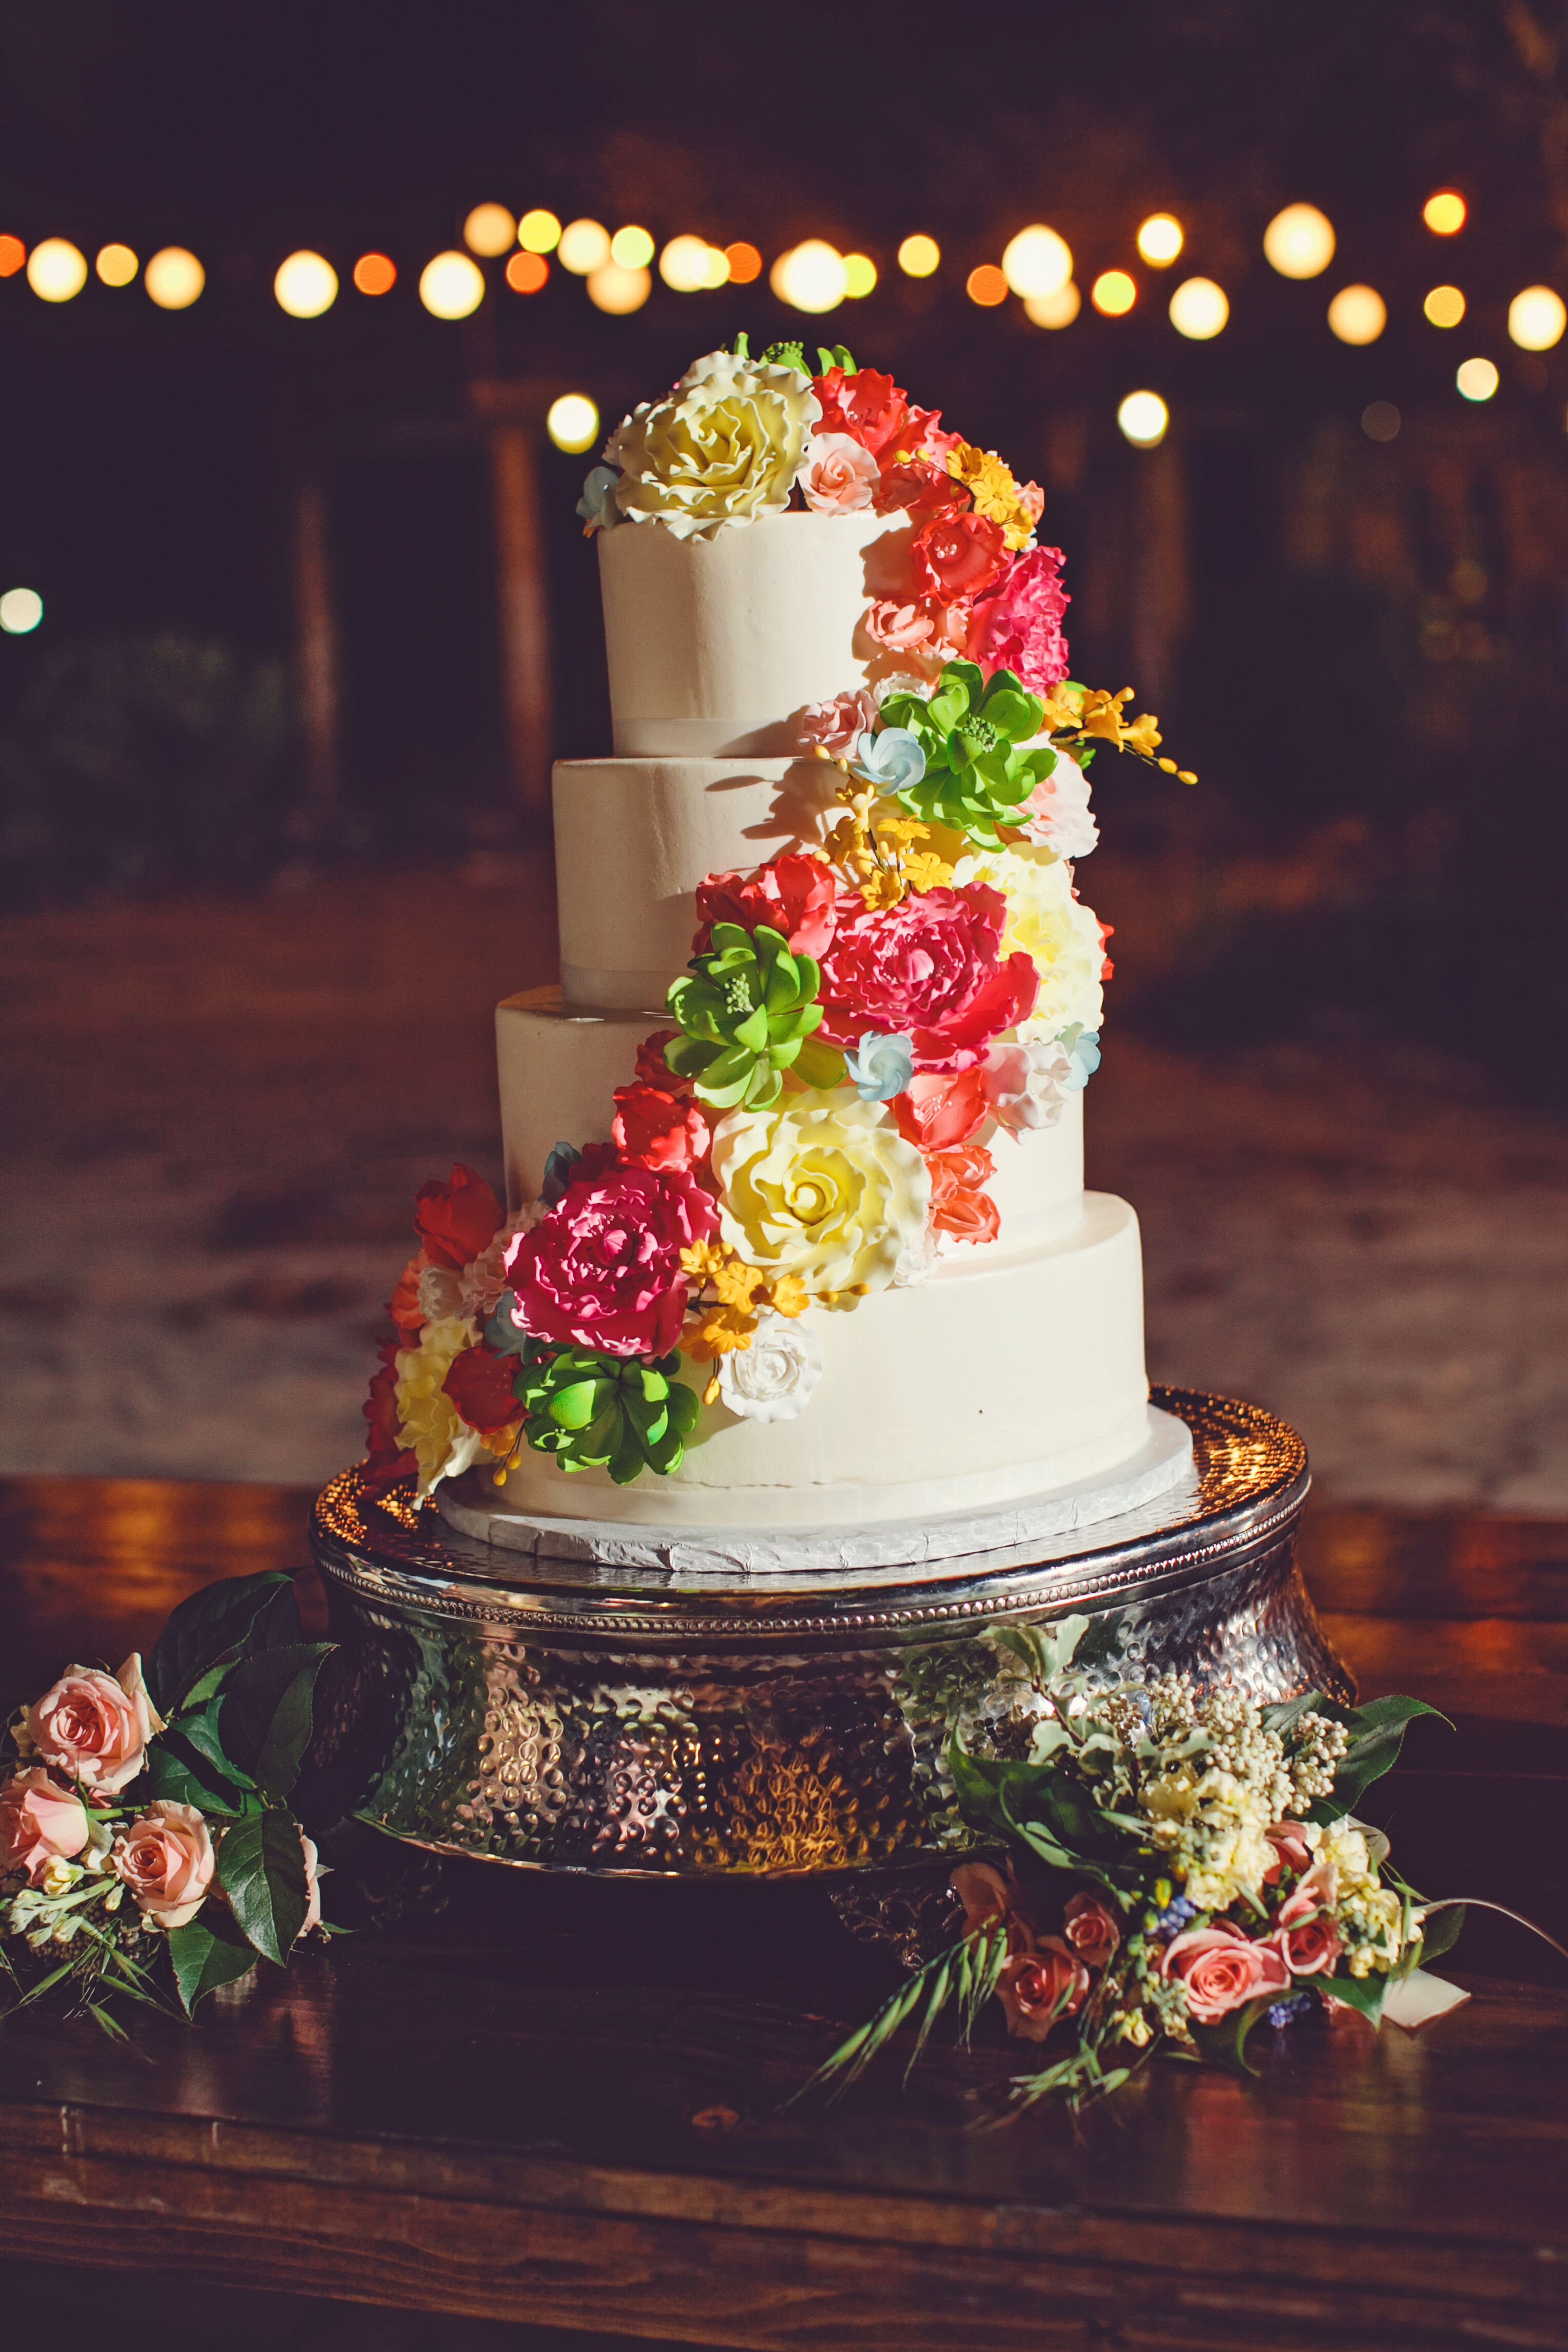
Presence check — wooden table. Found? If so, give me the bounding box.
[1,1474,1564,2352]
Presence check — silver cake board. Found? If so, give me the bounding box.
[435,1403,1194,1578]
[307,1390,1353,1881]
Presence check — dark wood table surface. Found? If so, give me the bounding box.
[1,1472,1564,2352]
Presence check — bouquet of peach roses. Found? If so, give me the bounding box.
[0,1573,333,2032]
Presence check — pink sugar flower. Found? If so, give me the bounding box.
[797,688,877,759]
[800,432,880,514]
[964,544,1071,697]
[863,599,941,656]
[815,884,1038,1074]
[504,1164,718,1360]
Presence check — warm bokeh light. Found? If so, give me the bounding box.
[1424,283,1465,327]
[557,219,611,275]
[1263,203,1335,279]
[1001,225,1072,299]
[547,393,599,453]
[609,225,654,269]
[1423,191,1466,236]
[1169,276,1228,338]
[464,203,516,258]
[95,244,138,287]
[0,235,24,277]
[1362,401,1402,442]
[842,253,877,298]
[27,238,87,302]
[1456,356,1499,401]
[274,250,338,318]
[587,261,651,314]
[1092,269,1137,315]
[701,244,730,288]
[505,251,548,294]
[1137,214,1184,265]
[965,264,1009,307]
[1327,283,1386,344]
[1117,390,1169,447]
[353,253,396,295]
[898,234,940,278]
[725,242,763,284]
[1025,281,1081,328]
[418,250,485,319]
[772,240,848,313]
[518,209,561,254]
[660,234,714,292]
[145,247,204,309]
[1508,285,1566,350]
[0,587,43,633]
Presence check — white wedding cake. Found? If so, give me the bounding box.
[363,345,1195,1557]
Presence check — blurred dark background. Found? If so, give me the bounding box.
[3,0,1566,1499]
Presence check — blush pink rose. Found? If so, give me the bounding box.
[1264,1859,1343,1977]
[110,1800,215,1930]
[1062,1890,1121,1969]
[797,688,877,759]
[1264,1822,1317,1883]
[951,1860,1032,1953]
[910,511,1011,605]
[816,884,1039,1074]
[1161,1921,1291,2022]
[502,1164,718,1360]
[800,432,879,514]
[694,853,840,960]
[997,1936,1090,2043]
[0,1769,90,1884]
[965,544,1071,697]
[864,599,940,656]
[25,1656,159,1794]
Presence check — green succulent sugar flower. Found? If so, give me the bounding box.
[513,1341,702,1484]
[880,659,1061,852]
[664,921,835,1110]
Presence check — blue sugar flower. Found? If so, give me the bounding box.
[1057,1024,1102,1091]
[576,465,623,532]
[850,726,925,794]
[844,1031,916,1103]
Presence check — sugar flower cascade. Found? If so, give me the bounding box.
[364,342,1194,1495]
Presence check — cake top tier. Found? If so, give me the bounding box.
[580,340,1066,758]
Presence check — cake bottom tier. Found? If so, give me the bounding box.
[442,1190,1150,1533]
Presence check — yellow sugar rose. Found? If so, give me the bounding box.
[395,1315,490,1494]
[955,843,1106,1042]
[607,350,820,539]
[709,1092,930,1297]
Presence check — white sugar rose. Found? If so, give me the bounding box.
[718,1309,824,1423]
[983,1037,1074,1134]
[1020,746,1099,860]
[709,1093,930,1297]
[606,350,820,539]
[954,844,1106,1042]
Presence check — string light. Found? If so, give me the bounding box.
[1001,225,1072,299]
[1508,285,1566,350]
[557,220,611,275]
[144,248,204,309]
[660,234,714,291]
[353,253,396,295]
[0,587,43,633]
[588,261,651,314]
[518,209,561,254]
[27,239,87,302]
[610,225,654,269]
[898,234,940,278]
[1168,276,1228,338]
[1456,356,1498,401]
[1136,215,1184,265]
[418,250,485,319]
[843,253,877,298]
[725,242,763,284]
[546,394,599,453]
[1025,282,1080,328]
[1092,269,1137,315]
[274,251,338,318]
[505,252,548,294]
[1424,284,1465,327]
[1117,391,1169,447]
[1327,284,1386,344]
[772,241,848,313]
[701,244,731,288]
[965,264,1009,306]
[1423,191,1466,235]
[463,204,516,257]
[1263,203,1335,279]
[95,244,138,287]
[0,236,24,277]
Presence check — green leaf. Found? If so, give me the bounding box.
[219,1643,333,1801]
[549,1378,603,1431]
[1415,1903,1467,1967]
[1261,1690,1324,1737]
[145,1727,252,1816]
[1325,1968,1387,2027]
[217,1809,310,1965]
[168,1913,261,2014]
[1318,1696,1450,1817]
[145,1572,301,1716]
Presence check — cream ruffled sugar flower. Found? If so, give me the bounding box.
[607,350,821,539]
[953,843,1106,1043]
[709,1092,930,1301]
[394,1315,492,1494]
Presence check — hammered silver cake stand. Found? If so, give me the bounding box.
[308,1387,1350,1880]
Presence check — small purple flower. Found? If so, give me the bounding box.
[1265,1993,1314,2030]
[1152,1894,1197,1941]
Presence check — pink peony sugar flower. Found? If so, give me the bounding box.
[23,1657,160,1794]
[1160,1920,1291,2022]
[503,1164,718,1360]
[694,853,840,960]
[1062,1890,1121,1970]
[0,1769,90,1884]
[800,432,880,514]
[815,884,1039,1074]
[964,544,1071,697]
[797,688,877,759]
[997,1936,1090,2042]
[110,1800,215,1930]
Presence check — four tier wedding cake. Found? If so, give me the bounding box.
[362,340,1196,1555]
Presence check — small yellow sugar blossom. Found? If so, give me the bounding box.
[395,1315,494,1494]
[945,440,1039,550]
[680,1244,813,1401]
[817,764,954,907]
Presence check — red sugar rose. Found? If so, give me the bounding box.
[810,365,911,456]
[694,854,840,960]
[910,511,1010,605]
[413,1164,502,1271]
[505,1164,718,1360]
[363,1335,416,1493]
[612,1083,711,1174]
[816,884,1039,1074]
[442,1341,520,1435]
[892,1068,989,1151]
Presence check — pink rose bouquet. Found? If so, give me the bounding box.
[504,1164,719,1358]
[815,883,1038,1073]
